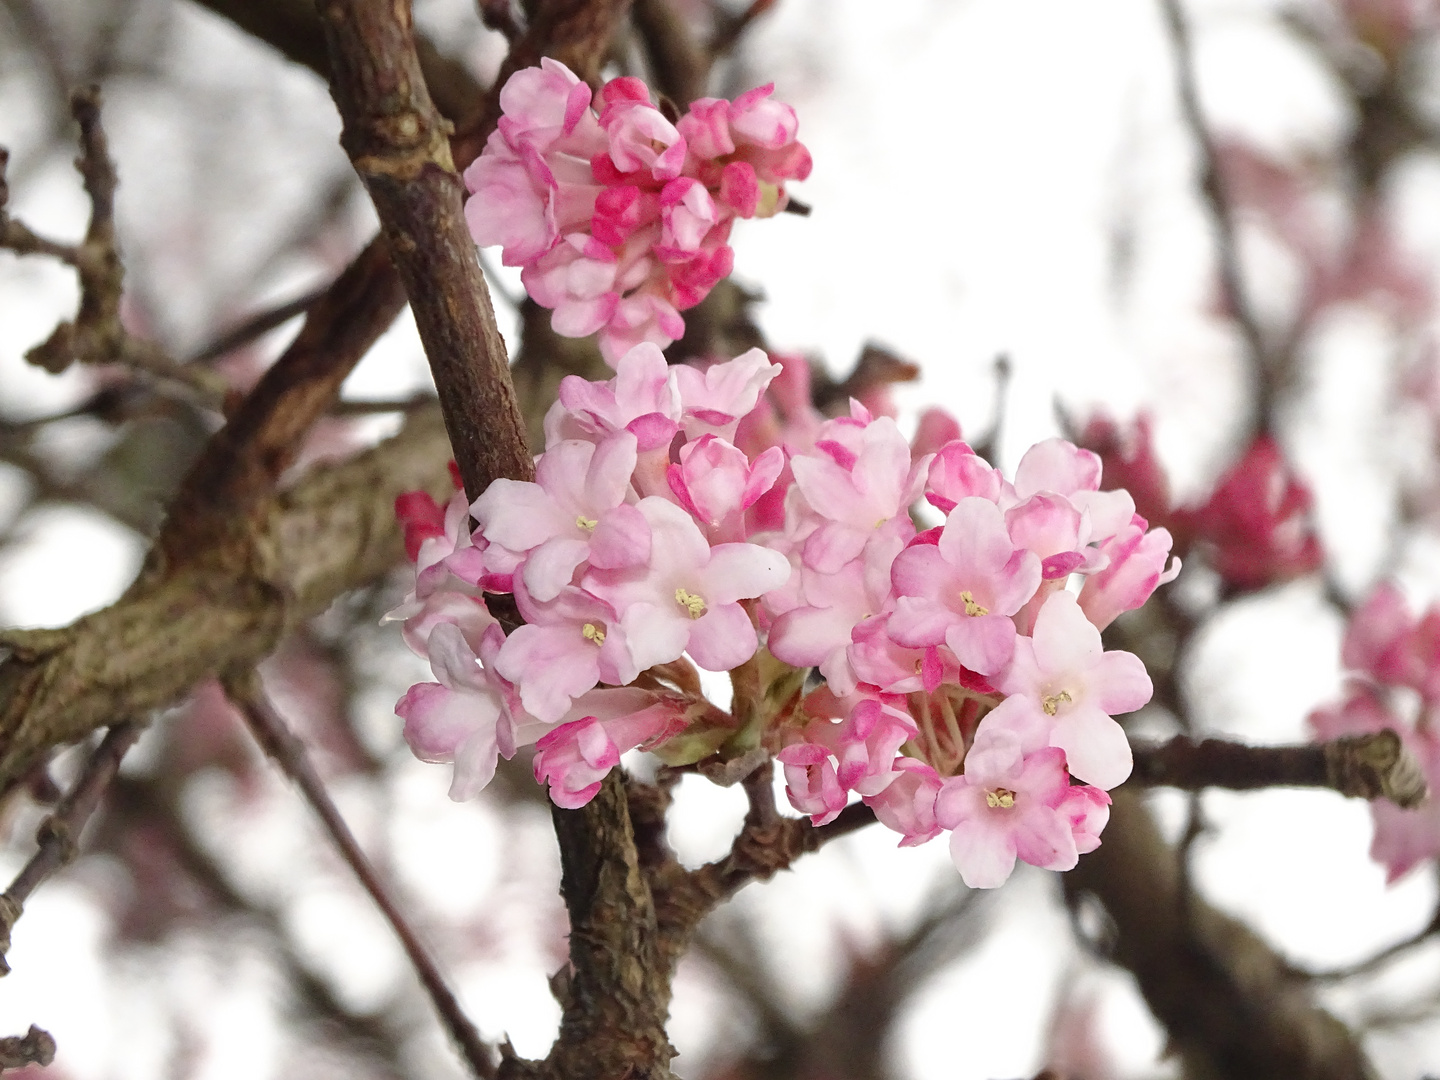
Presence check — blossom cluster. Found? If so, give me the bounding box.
[463,58,810,365]
[1309,583,1440,882]
[389,341,1179,888]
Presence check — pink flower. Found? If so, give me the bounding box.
[790,415,930,573]
[548,341,681,451]
[472,433,646,602]
[989,591,1152,790]
[865,757,943,846]
[777,742,847,825]
[395,624,538,800]
[667,434,784,542]
[1342,582,1420,688]
[673,348,783,442]
[584,497,790,672]
[1076,518,1180,631]
[532,698,683,808]
[495,582,641,724]
[888,497,1041,675]
[1177,435,1322,590]
[935,727,1087,889]
[598,77,687,181]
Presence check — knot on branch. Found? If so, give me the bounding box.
[0,1024,55,1070]
[1324,730,1428,808]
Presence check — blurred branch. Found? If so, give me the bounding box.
[0,90,227,403]
[185,282,331,365]
[1129,731,1428,808]
[0,721,143,975]
[1306,898,1440,982]
[105,772,414,1075]
[1065,788,1378,1080]
[709,0,777,59]
[1158,0,1275,436]
[633,0,707,106]
[221,670,495,1080]
[0,405,453,790]
[0,1025,55,1071]
[187,0,484,124]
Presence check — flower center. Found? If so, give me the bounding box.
[985,788,1016,809]
[674,588,707,619]
[960,590,989,617]
[1042,689,1073,716]
[575,514,597,533]
[581,622,606,645]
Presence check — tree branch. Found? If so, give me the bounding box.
[1129,731,1428,808]
[1064,788,1378,1080]
[1159,0,1275,434]
[0,721,144,975]
[222,671,495,1080]
[0,406,453,789]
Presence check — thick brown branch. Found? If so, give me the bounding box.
[0,406,453,789]
[0,721,143,974]
[1130,731,1428,808]
[222,672,495,1080]
[539,772,675,1079]
[186,0,484,124]
[1064,789,1377,1080]
[318,0,533,498]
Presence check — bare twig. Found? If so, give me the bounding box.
[1158,0,1274,433]
[709,0,777,59]
[185,283,332,365]
[2,89,225,402]
[221,671,495,1080]
[1129,731,1428,807]
[1306,900,1440,982]
[0,721,144,975]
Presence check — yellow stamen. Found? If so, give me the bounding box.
[985,788,1017,809]
[1042,690,1073,716]
[575,515,597,533]
[960,590,989,617]
[582,622,606,645]
[674,588,707,619]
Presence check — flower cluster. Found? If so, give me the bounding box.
[390,341,1179,888]
[463,58,810,365]
[1308,583,1440,882]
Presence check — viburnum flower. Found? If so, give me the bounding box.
[888,496,1041,675]
[988,591,1152,790]
[583,496,790,672]
[465,62,809,363]
[388,340,1177,889]
[935,726,1108,889]
[395,624,537,800]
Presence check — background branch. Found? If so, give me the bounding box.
[1130,731,1428,807]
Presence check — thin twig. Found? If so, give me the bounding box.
[1158,0,1274,432]
[1306,900,1440,982]
[0,721,144,975]
[186,283,332,365]
[708,0,777,59]
[1129,731,1428,806]
[220,670,495,1080]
